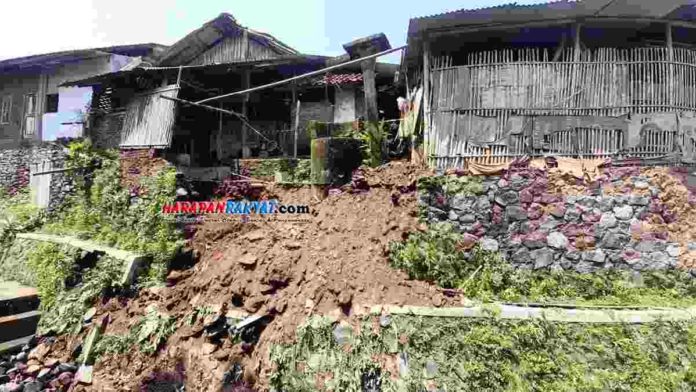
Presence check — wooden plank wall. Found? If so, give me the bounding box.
[427,47,696,168]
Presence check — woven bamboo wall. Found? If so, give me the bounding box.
[120,86,179,148]
[427,47,696,169]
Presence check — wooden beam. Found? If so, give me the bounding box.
[570,23,582,108]
[159,95,247,119]
[293,100,301,158]
[667,22,674,107]
[361,58,379,122]
[422,34,432,162]
[195,45,406,104]
[241,69,250,158]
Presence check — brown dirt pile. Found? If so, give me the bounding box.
[52,161,461,391]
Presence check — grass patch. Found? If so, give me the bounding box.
[270,316,696,391]
[389,223,696,307]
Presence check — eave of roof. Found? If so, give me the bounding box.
[0,43,166,72]
[403,0,696,68]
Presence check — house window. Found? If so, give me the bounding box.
[22,94,36,137]
[45,94,59,113]
[0,95,11,124]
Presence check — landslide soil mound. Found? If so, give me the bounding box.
[43,161,696,391]
[52,161,460,391]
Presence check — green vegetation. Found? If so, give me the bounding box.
[42,141,184,284]
[184,306,215,326]
[251,158,312,183]
[38,255,124,335]
[26,242,78,310]
[271,316,696,391]
[336,120,388,167]
[389,223,696,307]
[0,140,185,334]
[91,305,176,359]
[0,238,39,287]
[417,175,485,196]
[358,121,388,168]
[0,188,45,247]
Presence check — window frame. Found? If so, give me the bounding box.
[22,93,37,137]
[0,95,12,125]
[45,93,59,114]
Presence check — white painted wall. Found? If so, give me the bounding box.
[42,54,122,141]
[333,87,356,123]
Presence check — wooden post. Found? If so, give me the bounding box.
[570,23,582,108]
[423,35,432,165]
[290,81,297,157]
[361,57,379,122]
[241,69,250,158]
[666,22,674,107]
[294,100,301,158]
[217,102,223,162]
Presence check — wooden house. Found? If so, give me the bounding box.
[403,0,696,168]
[63,13,399,180]
[0,44,164,149]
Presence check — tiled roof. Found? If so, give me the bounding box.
[311,73,363,86]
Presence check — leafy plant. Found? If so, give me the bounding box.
[358,121,388,168]
[389,223,468,288]
[271,316,696,391]
[251,159,311,184]
[38,256,124,335]
[134,305,177,355]
[417,175,484,196]
[25,242,77,310]
[0,188,45,247]
[389,223,696,306]
[42,142,184,285]
[92,306,177,360]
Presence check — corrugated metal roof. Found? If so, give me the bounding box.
[155,13,299,67]
[403,0,695,69]
[411,0,576,21]
[0,44,165,72]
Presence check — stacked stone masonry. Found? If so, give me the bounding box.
[0,144,72,211]
[420,172,696,277]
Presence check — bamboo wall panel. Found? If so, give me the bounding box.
[427,47,696,169]
[189,36,281,66]
[120,86,179,148]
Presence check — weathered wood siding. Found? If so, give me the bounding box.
[426,47,696,168]
[0,74,41,148]
[189,36,283,66]
[120,86,179,148]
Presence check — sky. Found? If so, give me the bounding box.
[0,0,548,64]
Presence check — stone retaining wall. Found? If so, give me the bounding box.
[420,167,695,276]
[0,144,71,211]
